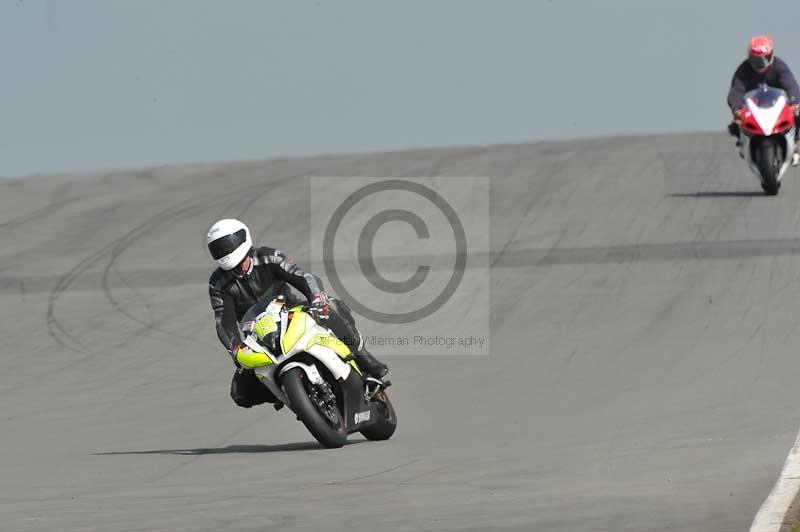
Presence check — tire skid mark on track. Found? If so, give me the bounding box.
[99,200,212,343]
[47,246,115,354]
[98,174,290,345]
[39,164,357,397]
[48,201,218,354]
[144,410,275,485]
[96,161,345,344]
[0,182,77,231]
[323,459,422,486]
[109,262,158,329]
[395,463,457,486]
[46,197,205,354]
[47,169,320,356]
[54,194,227,350]
[490,151,578,269]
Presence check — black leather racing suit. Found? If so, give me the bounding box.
[208,246,384,408]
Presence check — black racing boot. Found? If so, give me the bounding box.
[353,348,388,379]
[728,121,743,147]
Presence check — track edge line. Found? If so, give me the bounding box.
[750,427,800,531]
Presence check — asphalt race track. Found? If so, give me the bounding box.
[3,132,800,531]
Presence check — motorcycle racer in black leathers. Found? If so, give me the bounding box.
[207,218,388,409]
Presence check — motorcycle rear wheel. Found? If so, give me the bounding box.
[359,390,398,441]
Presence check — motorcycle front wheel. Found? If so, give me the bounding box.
[283,367,347,448]
[757,142,781,196]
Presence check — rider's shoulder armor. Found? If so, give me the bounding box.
[208,267,233,292]
[252,246,289,266]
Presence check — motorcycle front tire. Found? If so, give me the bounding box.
[757,142,781,196]
[283,367,347,448]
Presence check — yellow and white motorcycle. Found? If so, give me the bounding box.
[235,295,397,448]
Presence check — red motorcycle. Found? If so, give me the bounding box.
[736,85,796,195]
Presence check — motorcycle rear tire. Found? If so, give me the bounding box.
[359,391,398,441]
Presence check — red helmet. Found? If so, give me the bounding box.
[748,35,774,73]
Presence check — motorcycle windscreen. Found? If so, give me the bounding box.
[240,297,284,354]
[746,87,786,109]
[746,88,788,135]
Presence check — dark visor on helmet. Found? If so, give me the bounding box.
[208,229,246,260]
[749,52,773,70]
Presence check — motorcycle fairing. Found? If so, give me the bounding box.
[738,86,796,187]
[337,368,383,432]
[238,297,380,433]
[746,93,787,135]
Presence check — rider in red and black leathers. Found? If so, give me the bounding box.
[209,246,388,408]
[727,36,800,164]
[727,57,800,113]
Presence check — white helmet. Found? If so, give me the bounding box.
[207,219,253,270]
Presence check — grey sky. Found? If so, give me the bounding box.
[2,0,799,177]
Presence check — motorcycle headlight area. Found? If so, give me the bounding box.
[253,313,278,340]
[249,313,281,353]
